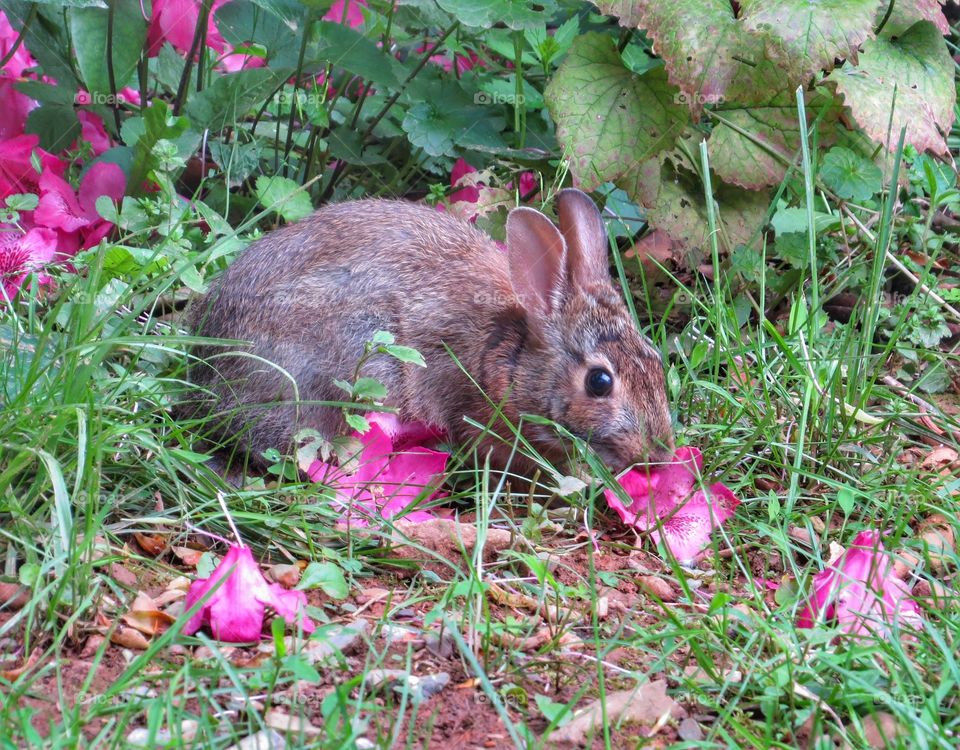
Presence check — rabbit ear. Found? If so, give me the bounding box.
[556,188,610,288]
[506,206,567,319]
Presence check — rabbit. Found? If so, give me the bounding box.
[182,188,675,476]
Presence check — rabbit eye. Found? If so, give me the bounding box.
[585,367,614,398]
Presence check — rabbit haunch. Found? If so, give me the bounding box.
[184,189,674,472]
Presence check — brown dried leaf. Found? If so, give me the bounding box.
[134,532,169,558]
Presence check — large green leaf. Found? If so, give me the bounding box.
[625,155,771,258]
[594,0,768,115]
[3,2,80,90]
[311,20,405,88]
[185,68,293,131]
[215,0,304,68]
[68,0,147,96]
[436,0,557,29]
[544,32,687,192]
[740,0,882,84]
[876,0,948,37]
[823,20,955,155]
[707,90,841,189]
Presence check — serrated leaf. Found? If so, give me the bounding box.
[25,104,82,153]
[627,156,771,259]
[298,561,349,599]
[69,0,146,96]
[819,146,883,201]
[402,98,506,157]
[595,0,768,116]
[709,88,852,190]
[384,344,426,367]
[740,0,882,84]
[436,0,557,29]
[545,32,687,192]
[345,413,371,433]
[877,0,948,37]
[254,175,314,222]
[823,20,955,156]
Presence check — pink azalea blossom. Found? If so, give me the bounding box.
[603,447,740,564]
[797,530,923,638]
[0,135,64,199]
[183,545,315,642]
[0,9,38,139]
[0,227,57,300]
[148,0,228,57]
[307,415,448,524]
[33,162,126,251]
[323,0,366,28]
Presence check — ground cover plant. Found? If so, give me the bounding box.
[1,0,960,747]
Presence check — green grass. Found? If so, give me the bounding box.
[1,147,959,750]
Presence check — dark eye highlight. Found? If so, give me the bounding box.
[585,367,614,398]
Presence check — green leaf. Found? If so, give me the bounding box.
[436,0,557,30]
[69,0,147,96]
[740,0,882,84]
[823,21,955,155]
[402,94,506,157]
[384,344,426,367]
[819,146,883,201]
[128,100,192,194]
[185,68,293,132]
[344,413,371,433]
[595,0,769,114]
[917,359,950,394]
[5,194,39,211]
[3,2,80,89]
[628,156,771,258]
[875,0,948,37]
[708,91,842,189]
[370,331,395,345]
[837,487,855,515]
[254,175,314,222]
[545,33,687,192]
[25,104,82,153]
[534,694,571,726]
[313,20,404,88]
[298,561,349,599]
[352,377,388,402]
[215,0,305,67]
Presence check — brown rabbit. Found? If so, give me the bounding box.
[183,189,674,474]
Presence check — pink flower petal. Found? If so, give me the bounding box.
[449,157,480,205]
[183,545,315,642]
[323,0,366,28]
[798,530,923,637]
[34,172,91,232]
[77,110,113,156]
[604,448,739,564]
[78,162,126,218]
[0,227,58,299]
[309,414,450,523]
[0,134,65,197]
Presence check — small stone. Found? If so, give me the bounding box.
[678,717,704,741]
[226,729,287,750]
[424,631,454,658]
[264,709,321,737]
[127,727,171,747]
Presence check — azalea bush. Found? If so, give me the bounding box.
[1,0,959,748]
